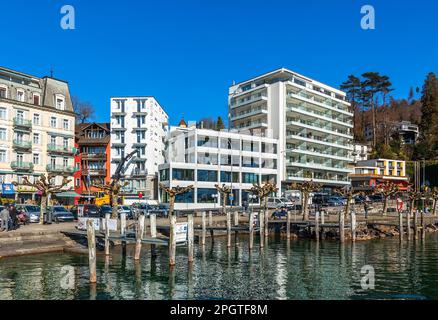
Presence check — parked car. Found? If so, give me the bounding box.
[118,205,133,219]
[48,206,75,223]
[353,195,367,204]
[70,204,101,219]
[267,197,295,209]
[99,205,113,216]
[368,194,384,202]
[325,196,346,206]
[16,204,40,223]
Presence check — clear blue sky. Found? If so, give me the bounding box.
[1,0,437,125]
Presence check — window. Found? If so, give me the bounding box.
[0,150,5,162]
[175,189,194,203]
[50,135,56,145]
[197,170,217,182]
[76,178,80,187]
[33,114,40,125]
[16,90,24,102]
[33,93,40,105]
[50,117,57,128]
[0,108,5,119]
[0,128,6,141]
[55,96,65,110]
[63,119,69,130]
[63,158,68,167]
[197,188,218,203]
[63,137,69,148]
[242,172,259,184]
[0,87,6,99]
[33,154,40,165]
[33,133,40,145]
[172,169,194,181]
[159,169,169,181]
[220,171,239,183]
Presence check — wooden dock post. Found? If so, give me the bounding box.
[339,210,345,243]
[226,211,232,248]
[321,210,325,225]
[120,212,126,255]
[134,214,145,260]
[249,212,254,250]
[86,219,97,283]
[421,210,426,241]
[150,213,157,257]
[407,211,411,239]
[201,211,206,246]
[169,213,177,266]
[315,211,320,241]
[208,211,213,227]
[234,211,239,246]
[188,213,194,263]
[264,209,269,237]
[414,210,419,240]
[259,210,265,248]
[350,210,356,242]
[104,213,110,255]
[286,211,291,240]
[398,210,403,242]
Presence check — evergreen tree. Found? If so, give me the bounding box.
[418,72,438,159]
[216,116,225,131]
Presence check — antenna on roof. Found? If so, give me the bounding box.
[50,66,54,78]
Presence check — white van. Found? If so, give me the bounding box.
[267,197,295,209]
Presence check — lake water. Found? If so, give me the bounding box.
[1,234,438,300]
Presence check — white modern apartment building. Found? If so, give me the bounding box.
[228,68,354,191]
[158,124,279,210]
[110,97,168,202]
[0,66,76,202]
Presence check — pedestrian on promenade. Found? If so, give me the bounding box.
[1,205,10,232]
[364,201,369,220]
[9,204,18,230]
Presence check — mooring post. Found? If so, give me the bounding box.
[208,211,213,227]
[339,210,345,243]
[259,210,264,248]
[120,212,126,254]
[264,209,269,237]
[407,211,411,239]
[421,210,426,241]
[414,210,419,240]
[286,210,291,240]
[350,210,356,242]
[104,213,110,255]
[226,211,231,248]
[169,213,177,266]
[188,213,194,263]
[315,211,320,241]
[150,213,157,257]
[321,210,325,225]
[86,219,97,283]
[399,210,403,242]
[134,214,145,260]
[201,211,206,246]
[249,211,254,250]
[234,211,239,226]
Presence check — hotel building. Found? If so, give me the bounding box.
[228,68,354,191]
[158,122,279,210]
[110,97,168,203]
[0,66,76,203]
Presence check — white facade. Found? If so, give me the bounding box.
[158,126,279,210]
[351,143,370,163]
[229,68,354,189]
[110,97,168,200]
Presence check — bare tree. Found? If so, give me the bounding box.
[250,182,278,217]
[159,184,194,217]
[215,184,231,215]
[291,181,322,221]
[72,95,95,123]
[374,181,400,216]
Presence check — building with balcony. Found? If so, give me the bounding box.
[228,68,354,192]
[350,143,371,164]
[394,121,419,145]
[74,123,111,201]
[349,159,409,191]
[110,97,168,202]
[0,66,76,202]
[158,124,280,210]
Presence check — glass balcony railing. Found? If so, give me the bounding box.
[13,118,32,129]
[46,164,76,174]
[13,140,32,149]
[11,161,34,171]
[47,144,77,154]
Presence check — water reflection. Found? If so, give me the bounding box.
[3,234,438,299]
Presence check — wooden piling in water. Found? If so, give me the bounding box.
[208,211,213,227]
[201,211,206,246]
[414,210,419,240]
[315,211,320,241]
[169,214,177,266]
[259,211,265,248]
[339,210,345,243]
[350,210,356,242]
[407,211,411,239]
[234,211,239,246]
[120,212,126,254]
[286,211,291,240]
[321,210,325,225]
[249,212,254,249]
[188,213,194,263]
[86,219,97,283]
[421,211,426,241]
[150,213,157,257]
[134,214,145,260]
[104,213,110,255]
[399,211,403,242]
[226,211,231,248]
[264,209,269,237]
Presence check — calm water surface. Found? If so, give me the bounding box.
[1,234,438,300]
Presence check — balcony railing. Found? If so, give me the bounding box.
[82,169,107,176]
[11,161,34,171]
[13,140,32,149]
[81,153,106,160]
[47,144,77,154]
[46,164,76,174]
[13,118,32,129]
